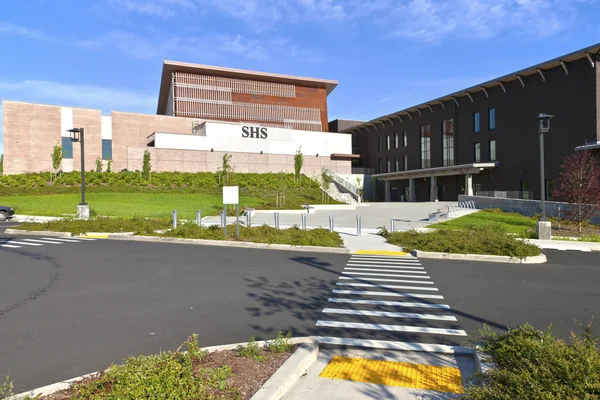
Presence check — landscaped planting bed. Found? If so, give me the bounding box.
[13,217,172,235]
[383,226,541,258]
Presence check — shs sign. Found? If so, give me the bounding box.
[241,126,268,139]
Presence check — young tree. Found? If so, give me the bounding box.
[95,157,103,173]
[294,146,304,183]
[106,160,112,173]
[51,142,63,181]
[0,154,3,176]
[219,153,233,185]
[142,150,152,181]
[553,150,600,232]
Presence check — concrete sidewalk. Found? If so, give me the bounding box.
[283,348,475,399]
[525,238,600,252]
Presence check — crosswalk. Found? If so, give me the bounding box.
[0,237,96,249]
[315,253,468,353]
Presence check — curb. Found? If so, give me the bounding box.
[4,228,72,237]
[107,235,351,254]
[250,340,319,400]
[9,337,315,400]
[411,249,547,264]
[473,346,496,374]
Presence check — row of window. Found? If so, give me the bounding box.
[61,138,112,160]
[378,138,496,174]
[378,131,408,152]
[474,108,495,132]
[473,140,496,163]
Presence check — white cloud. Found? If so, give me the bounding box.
[0,80,156,113]
[0,22,49,41]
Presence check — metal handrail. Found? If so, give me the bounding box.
[323,168,360,201]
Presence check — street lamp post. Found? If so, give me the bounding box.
[67,127,89,219]
[536,113,553,239]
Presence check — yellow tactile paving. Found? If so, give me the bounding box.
[319,356,464,394]
[355,250,408,256]
[77,234,108,239]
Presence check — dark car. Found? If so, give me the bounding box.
[0,206,15,221]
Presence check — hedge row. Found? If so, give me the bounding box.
[0,171,321,190]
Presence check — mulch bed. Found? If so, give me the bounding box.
[551,223,600,238]
[41,347,295,400]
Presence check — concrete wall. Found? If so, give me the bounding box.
[459,195,600,224]
[126,147,350,176]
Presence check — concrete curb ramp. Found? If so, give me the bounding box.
[107,234,351,254]
[9,337,315,400]
[412,249,547,264]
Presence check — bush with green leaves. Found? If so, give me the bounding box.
[155,223,344,247]
[464,323,600,400]
[267,330,294,353]
[384,225,541,258]
[142,150,151,181]
[16,216,171,235]
[95,157,103,173]
[236,336,266,362]
[70,335,240,399]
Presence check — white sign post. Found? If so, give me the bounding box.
[223,186,240,238]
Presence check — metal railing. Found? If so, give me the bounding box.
[448,201,477,216]
[476,191,534,200]
[322,168,361,202]
[351,167,375,175]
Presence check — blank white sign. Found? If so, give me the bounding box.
[223,186,239,205]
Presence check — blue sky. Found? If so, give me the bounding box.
[1,0,599,155]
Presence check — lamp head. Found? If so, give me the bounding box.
[537,113,554,134]
[67,128,82,142]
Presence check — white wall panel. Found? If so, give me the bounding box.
[101,116,112,140]
[60,107,73,137]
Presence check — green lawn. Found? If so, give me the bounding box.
[1,192,269,219]
[429,209,537,234]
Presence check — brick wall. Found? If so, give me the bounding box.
[72,108,102,171]
[126,147,350,175]
[2,101,62,174]
[111,112,194,171]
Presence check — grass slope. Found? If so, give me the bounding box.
[429,209,536,234]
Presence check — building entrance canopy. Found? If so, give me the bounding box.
[373,162,497,202]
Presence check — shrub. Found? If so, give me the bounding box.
[464,322,600,399]
[142,150,151,181]
[236,336,265,362]
[267,330,294,353]
[386,226,541,258]
[95,157,103,173]
[70,335,240,399]
[16,216,171,235]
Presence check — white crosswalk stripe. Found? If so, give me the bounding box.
[339,276,435,284]
[342,272,431,279]
[327,298,451,309]
[23,239,63,244]
[316,253,468,352]
[336,282,439,291]
[0,236,97,249]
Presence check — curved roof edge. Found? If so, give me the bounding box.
[157,61,338,115]
[343,43,600,133]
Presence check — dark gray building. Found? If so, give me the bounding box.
[343,43,600,202]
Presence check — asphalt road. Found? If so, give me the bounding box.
[1,224,599,393]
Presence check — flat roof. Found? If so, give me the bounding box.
[344,43,600,133]
[374,162,497,180]
[157,60,338,114]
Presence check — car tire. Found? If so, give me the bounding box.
[0,211,7,222]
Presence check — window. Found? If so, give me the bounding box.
[545,179,552,201]
[403,155,408,171]
[474,142,481,162]
[420,125,431,169]
[394,132,399,148]
[102,139,112,160]
[474,112,480,133]
[442,119,455,166]
[386,135,391,151]
[378,137,382,152]
[386,158,391,173]
[61,137,73,159]
[489,140,496,161]
[394,156,399,172]
[488,108,496,130]
[403,131,408,147]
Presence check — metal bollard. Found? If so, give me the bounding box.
[329,215,334,232]
[172,210,178,229]
[301,213,307,230]
[356,215,361,236]
[196,210,202,226]
[246,211,251,227]
[390,218,395,233]
[274,212,280,229]
[220,210,224,227]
